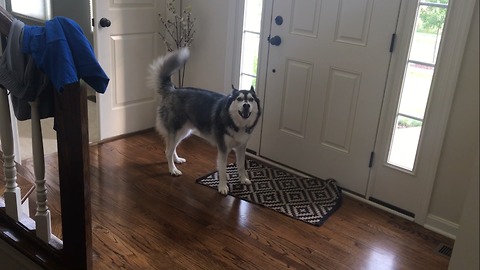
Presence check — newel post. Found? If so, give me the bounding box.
[54,82,92,270]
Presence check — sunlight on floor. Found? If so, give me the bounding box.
[366,249,396,270]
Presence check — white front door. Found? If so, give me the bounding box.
[93,0,164,140]
[260,0,401,195]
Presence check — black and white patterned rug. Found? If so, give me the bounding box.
[196,158,342,226]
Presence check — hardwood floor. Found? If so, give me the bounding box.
[24,131,453,269]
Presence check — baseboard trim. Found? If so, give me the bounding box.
[424,214,458,240]
[342,191,415,222]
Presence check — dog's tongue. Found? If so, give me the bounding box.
[239,108,251,119]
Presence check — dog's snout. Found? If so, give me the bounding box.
[243,103,250,109]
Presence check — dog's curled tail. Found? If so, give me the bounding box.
[148,47,190,96]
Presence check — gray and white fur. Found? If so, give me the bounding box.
[148,48,261,195]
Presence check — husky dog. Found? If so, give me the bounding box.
[148,48,261,195]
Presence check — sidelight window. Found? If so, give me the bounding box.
[239,0,263,90]
[387,0,448,171]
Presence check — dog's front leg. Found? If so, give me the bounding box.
[217,150,229,195]
[234,144,251,185]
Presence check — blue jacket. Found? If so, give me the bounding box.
[22,16,109,93]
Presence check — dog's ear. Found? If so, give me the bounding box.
[249,85,258,98]
[231,84,239,95]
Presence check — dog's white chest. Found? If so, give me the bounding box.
[225,129,251,148]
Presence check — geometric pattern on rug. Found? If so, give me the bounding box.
[196,158,342,226]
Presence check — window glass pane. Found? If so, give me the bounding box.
[409,5,447,64]
[387,115,423,171]
[240,74,256,90]
[244,0,263,33]
[11,0,51,21]
[240,32,260,76]
[398,63,433,119]
[238,0,262,90]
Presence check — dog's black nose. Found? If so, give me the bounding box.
[243,104,250,109]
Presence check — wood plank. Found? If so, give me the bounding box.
[37,130,453,269]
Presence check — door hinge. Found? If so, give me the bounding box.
[389,33,396,52]
[92,18,95,27]
[368,151,375,168]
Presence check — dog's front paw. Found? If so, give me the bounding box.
[217,184,229,195]
[240,176,251,185]
[169,167,183,176]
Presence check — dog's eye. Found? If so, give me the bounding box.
[248,97,254,102]
[236,97,243,102]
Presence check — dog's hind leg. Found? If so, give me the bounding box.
[173,150,186,164]
[165,133,184,176]
[216,150,229,195]
[165,127,191,175]
[234,144,251,185]
[172,127,191,163]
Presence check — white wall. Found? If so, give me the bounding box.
[448,151,479,270]
[182,0,235,94]
[427,2,479,236]
[51,0,92,43]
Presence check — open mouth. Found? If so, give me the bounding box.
[238,110,252,119]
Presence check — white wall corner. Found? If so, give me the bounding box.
[448,149,479,270]
[424,214,458,240]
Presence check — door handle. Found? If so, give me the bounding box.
[269,35,282,46]
[99,18,111,28]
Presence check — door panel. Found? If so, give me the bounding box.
[260,0,401,195]
[321,68,360,152]
[94,0,164,139]
[335,0,373,46]
[280,59,312,137]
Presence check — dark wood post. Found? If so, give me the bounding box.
[54,83,92,270]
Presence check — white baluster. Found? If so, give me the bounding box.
[0,88,22,221]
[29,100,52,243]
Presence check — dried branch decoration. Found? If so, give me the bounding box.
[158,0,196,52]
[158,0,196,87]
